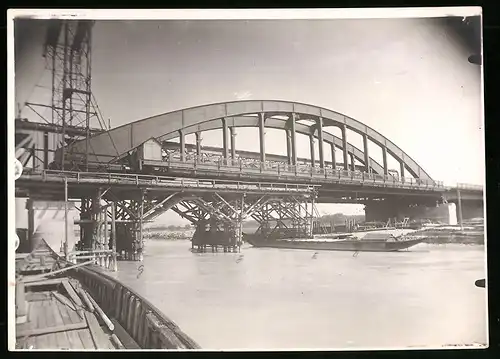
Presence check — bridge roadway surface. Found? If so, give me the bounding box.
[15,166,482,205]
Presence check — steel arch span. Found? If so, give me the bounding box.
[61,100,433,180]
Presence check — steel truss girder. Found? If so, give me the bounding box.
[251,196,315,239]
[171,193,280,251]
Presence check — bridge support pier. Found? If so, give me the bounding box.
[173,193,252,253]
[171,192,316,251]
[76,189,115,267]
[251,196,315,240]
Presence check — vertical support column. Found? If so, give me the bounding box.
[457,189,463,230]
[350,153,355,171]
[309,134,316,167]
[60,22,69,170]
[64,176,69,260]
[230,126,236,161]
[400,161,405,181]
[239,195,244,252]
[104,205,109,268]
[97,211,103,266]
[341,124,348,170]
[111,202,117,271]
[43,131,49,170]
[309,196,315,238]
[317,117,324,169]
[138,191,144,262]
[290,113,297,166]
[195,132,202,161]
[331,143,337,169]
[363,133,370,173]
[259,113,266,164]
[93,189,102,253]
[179,130,185,162]
[222,118,229,161]
[286,129,292,165]
[382,146,388,175]
[26,199,35,251]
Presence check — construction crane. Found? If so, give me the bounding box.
[15,19,108,172]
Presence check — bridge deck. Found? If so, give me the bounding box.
[16,170,318,198]
[144,158,446,191]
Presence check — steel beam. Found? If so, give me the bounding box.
[309,134,316,167]
[457,189,463,229]
[259,113,266,164]
[230,126,236,160]
[195,132,202,158]
[286,129,292,165]
[342,124,348,170]
[222,118,229,160]
[363,133,370,173]
[290,113,297,166]
[331,143,336,169]
[382,145,388,175]
[317,117,324,169]
[179,130,185,162]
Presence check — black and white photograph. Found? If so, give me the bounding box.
[8,8,487,351]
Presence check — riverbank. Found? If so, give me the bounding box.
[416,226,485,245]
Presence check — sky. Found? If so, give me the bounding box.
[14,16,484,224]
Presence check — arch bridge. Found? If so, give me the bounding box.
[17,100,483,261]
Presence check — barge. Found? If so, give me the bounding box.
[14,239,200,350]
[244,232,427,252]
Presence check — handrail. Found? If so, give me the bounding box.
[20,169,318,193]
[163,159,446,190]
[21,163,482,193]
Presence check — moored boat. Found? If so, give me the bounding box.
[244,232,427,252]
[14,239,200,350]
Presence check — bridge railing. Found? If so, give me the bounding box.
[160,157,446,190]
[456,183,484,191]
[45,155,479,192]
[21,169,319,194]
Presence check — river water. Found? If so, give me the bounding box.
[108,240,488,350]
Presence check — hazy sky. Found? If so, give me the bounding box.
[15,17,484,223]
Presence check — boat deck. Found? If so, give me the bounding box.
[15,250,121,350]
[16,288,116,350]
[14,239,201,351]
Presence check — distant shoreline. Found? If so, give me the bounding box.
[143,226,485,245]
[144,229,194,241]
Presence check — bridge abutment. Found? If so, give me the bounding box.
[460,200,484,220]
[15,198,78,254]
[364,200,459,225]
